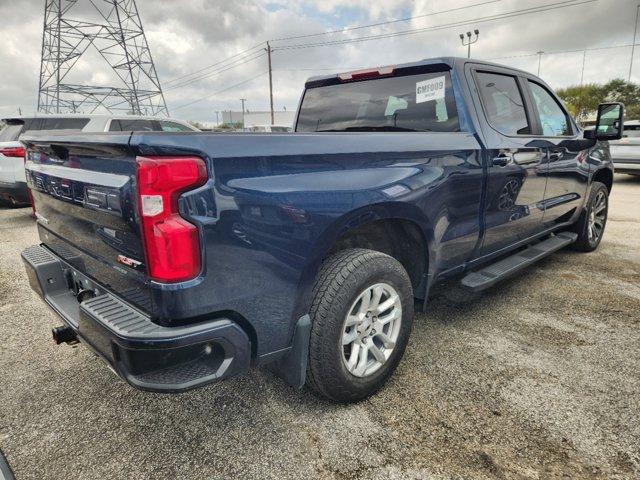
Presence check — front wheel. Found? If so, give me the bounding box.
[572,181,609,252]
[306,248,414,403]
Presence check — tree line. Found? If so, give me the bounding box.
[556,79,640,124]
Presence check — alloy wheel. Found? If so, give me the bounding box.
[588,190,607,244]
[341,283,402,378]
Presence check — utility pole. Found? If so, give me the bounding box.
[459,29,479,58]
[629,3,640,81]
[536,51,544,76]
[240,98,246,129]
[577,49,587,125]
[266,41,275,125]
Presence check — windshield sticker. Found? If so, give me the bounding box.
[416,76,445,103]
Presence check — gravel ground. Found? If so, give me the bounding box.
[0,175,638,480]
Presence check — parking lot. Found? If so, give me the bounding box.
[0,175,637,480]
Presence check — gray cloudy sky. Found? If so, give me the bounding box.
[0,0,638,122]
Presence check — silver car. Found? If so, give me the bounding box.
[609,120,640,176]
[0,114,199,206]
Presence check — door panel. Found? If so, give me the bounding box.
[472,70,547,256]
[542,144,588,223]
[482,144,546,254]
[525,80,589,225]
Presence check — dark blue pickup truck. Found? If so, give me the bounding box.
[21,57,623,402]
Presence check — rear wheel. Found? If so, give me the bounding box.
[572,181,608,252]
[306,248,414,403]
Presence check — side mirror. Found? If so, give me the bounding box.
[589,102,624,141]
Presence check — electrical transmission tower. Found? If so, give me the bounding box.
[38,0,168,115]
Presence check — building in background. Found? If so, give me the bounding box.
[221,110,295,128]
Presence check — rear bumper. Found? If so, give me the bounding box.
[0,181,29,204]
[21,244,251,393]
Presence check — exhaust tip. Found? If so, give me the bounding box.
[52,326,78,345]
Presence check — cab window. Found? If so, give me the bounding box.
[527,81,572,136]
[476,71,530,136]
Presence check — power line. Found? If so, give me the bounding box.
[161,0,601,96]
[172,72,268,111]
[163,42,266,85]
[164,51,266,91]
[270,0,503,42]
[166,0,619,116]
[488,41,640,61]
[161,0,502,89]
[272,0,598,51]
[276,42,640,76]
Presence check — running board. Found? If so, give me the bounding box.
[461,232,578,292]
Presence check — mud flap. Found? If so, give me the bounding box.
[267,314,311,389]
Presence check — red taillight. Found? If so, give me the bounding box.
[338,65,395,82]
[0,146,26,158]
[136,156,207,282]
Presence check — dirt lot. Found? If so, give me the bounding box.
[0,175,638,480]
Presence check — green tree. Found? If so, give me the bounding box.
[602,79,640,119]
[557,78,640,124]
[556,83,603,123]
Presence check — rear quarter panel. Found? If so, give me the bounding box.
[131,131,483,358]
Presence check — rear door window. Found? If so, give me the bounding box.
[296,71,459,132]
[476,72,530,136]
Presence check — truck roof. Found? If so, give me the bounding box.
[305,56,531,87]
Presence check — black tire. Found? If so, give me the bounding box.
[572,181,609,252]
[306,248,414,403]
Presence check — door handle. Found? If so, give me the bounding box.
[492,154,511,167]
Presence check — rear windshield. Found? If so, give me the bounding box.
[0,123,23,141]
[296,71,459,133]
[37,118,90,130]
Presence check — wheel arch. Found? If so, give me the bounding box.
[290,202,434,323]
[592,166,613,194]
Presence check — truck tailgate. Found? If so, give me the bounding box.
[23,134,152,312]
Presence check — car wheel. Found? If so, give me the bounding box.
[306,248,414,403]
[572,181,608,252]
